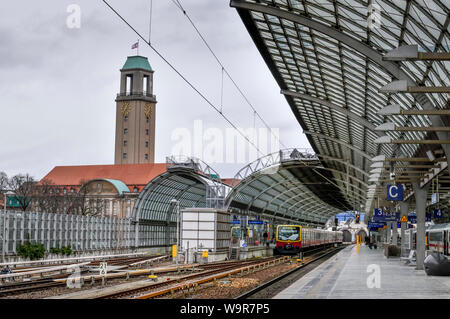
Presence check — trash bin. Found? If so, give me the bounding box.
[424,252,450,276]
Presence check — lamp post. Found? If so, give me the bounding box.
[170,199,180,267]
[3,191,14,263]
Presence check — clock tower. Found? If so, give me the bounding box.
[114,56,157,164]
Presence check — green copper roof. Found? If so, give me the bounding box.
[103,179,130,195]
[122,56,152,71]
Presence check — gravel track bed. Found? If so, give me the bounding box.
[164,249,342,299]
[163,262,299,299]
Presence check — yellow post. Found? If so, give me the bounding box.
[172,244,177,258]
[356,235,359,255]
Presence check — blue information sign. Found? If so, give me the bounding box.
[434,209,443,219]
[248,220,263,225]
[387,184,403,201]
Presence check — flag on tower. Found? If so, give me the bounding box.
[131,41,139,50]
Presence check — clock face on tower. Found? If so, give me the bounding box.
[144,103,152,118]
[121,102,131,116]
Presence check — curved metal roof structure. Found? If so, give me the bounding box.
[231,0,449,214]
[225,149,349,226]
[131,157,231,246]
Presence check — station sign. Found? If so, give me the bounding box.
[433,209,443,219]
[231,220,240,224]
[387,184,403,201]
[373,210,398,222]
[405,213,431,223]
[248,220,263,225]
[368,221,385,231]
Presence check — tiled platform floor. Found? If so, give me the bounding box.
[274,245,450,299]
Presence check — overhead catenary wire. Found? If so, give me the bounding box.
[170,0,287,149]
[102,0,265,157]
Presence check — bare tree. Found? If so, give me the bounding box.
[0,171,8,193]
[55,179,103,216]
[8,174,36,211]
[32,179,63,214]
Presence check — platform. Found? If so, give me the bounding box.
[275,245,450,299]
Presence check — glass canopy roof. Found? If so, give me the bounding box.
[231,0,449,214]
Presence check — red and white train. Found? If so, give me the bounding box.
[274,224,343,255]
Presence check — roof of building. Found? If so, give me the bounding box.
[122,56,153,72]
[40,164,167,191]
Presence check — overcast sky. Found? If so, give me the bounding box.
[0,0,312,180]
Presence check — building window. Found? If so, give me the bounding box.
[124,115,128,122]
[145,129,149,135]
[133,187,138,193]
[113,202,118,216]
[97,182,102,193]
[63,188,67,195]
[145,154,148,160]
[124,128,128,134]
[70,187,75,193]
[123,153,127,159]
[146,117,149,123]
[145,141,148,148]
[105,200,110,216]
[124,140,128,147]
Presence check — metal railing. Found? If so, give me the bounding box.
[116,91,155,99]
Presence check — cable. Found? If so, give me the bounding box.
[170,0,287,149]
[102,0,264,157]
[148,0,153,44]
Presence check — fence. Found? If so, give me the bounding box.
[0,210,135,255]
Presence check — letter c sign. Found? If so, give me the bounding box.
[387,184,403,201]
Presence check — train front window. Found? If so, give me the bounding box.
[278,226,300,241]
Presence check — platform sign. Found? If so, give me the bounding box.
[426,213,431,222]
[433,209,443,219]
[99,262,107,276]
[368,221,385,231]
[407,213,416,223]
[384,212,398,221]
[374,208,383,217]
[387,184,403,201]
[248,220,263,224]
[231,220,240,224]
[240,240,247,248]
[431,193,439,204]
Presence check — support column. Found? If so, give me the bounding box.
[400,201,409,257]
[392,219,398,246]
[413,182,431,270]
[384,227,389,243]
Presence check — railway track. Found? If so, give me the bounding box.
[235,245,346,299]
[0,254,169,297]
[95,257,287,299]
